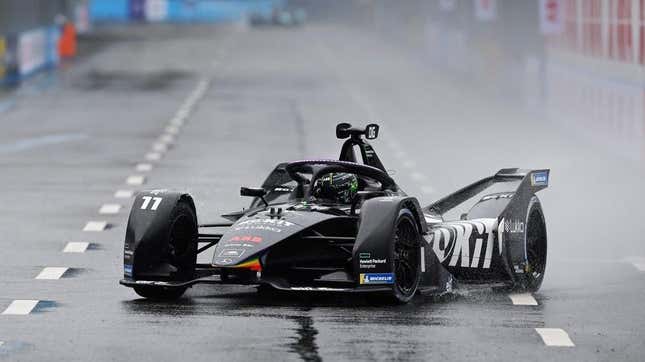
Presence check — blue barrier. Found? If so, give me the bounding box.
[90,0,130,22]
[91,0,285,23]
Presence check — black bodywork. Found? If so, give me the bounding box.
[120,123,549,300]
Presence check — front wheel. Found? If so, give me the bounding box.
[389,210,422,304]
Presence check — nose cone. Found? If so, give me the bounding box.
[211,212,301,267]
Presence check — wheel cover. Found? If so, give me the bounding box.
[393,218,420,295]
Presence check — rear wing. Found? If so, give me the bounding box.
[425,168,550,216]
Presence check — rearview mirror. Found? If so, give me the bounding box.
[240,187,268,207]
[240,187,266,198]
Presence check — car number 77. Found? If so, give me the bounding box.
[140,196,163,211]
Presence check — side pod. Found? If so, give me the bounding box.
[123,190,197,280]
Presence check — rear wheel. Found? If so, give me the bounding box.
[523,200,547,291]
[390,210,422,304]
[134,200,197,300]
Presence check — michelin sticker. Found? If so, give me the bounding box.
[359,273,394,285]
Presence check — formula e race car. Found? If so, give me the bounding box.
[120,123,549,303]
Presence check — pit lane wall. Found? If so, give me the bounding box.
[0,1,89,87]
[326,0,645,161]
[90,0,285,23]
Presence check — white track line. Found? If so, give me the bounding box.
[2,300,39,315]
[114,190,134,199]
[152,143,168,153]
[126,175,145,186]
[135,163,153,172]
[0,341,4,347]
[83,221,107,232]
[165,125,180,135]
[158,134,174,144]
[63,242,89,253]
[535,328,575,347]
[509,293,538,306]
[35,267,68,280]
[145,152,162,161]
[98,204,121,215]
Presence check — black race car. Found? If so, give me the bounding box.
[120,123,549,303]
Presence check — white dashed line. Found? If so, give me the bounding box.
[509,293,538,306]
[63,242,90,253]
[135,163,153,172]
[152,143,168,153]
[35,267,68,280]
[158,134,174,144]
[0,341,4,347]
[126,175,145,186]
[2,300,39,315]
[114,190,134,199]
[145,152,162,161]
[83,221,107,232]
[535,328,575,347]
[98,204,121,215]
[165,125,180,135]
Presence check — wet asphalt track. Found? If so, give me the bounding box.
[0,21,644,361]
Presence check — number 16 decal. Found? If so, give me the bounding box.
[140,196,163,210]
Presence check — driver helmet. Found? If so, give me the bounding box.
[312,172,358,204]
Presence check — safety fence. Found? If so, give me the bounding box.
[0,1,89,86]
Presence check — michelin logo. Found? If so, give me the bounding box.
[124,264,133,277]
[359,273,394,285]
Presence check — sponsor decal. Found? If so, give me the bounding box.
[215,258,234,265]
[218,248,245,258]
[237,219,294,227]
[481,193,514,201]
[124,264,133,277]
[359,273,394,285]
[229,235,263,243]
[531,171,549,186]
[225,242,258,249]
[358,252,371,259]
[504,219,524,234]
[273,186,292,192]
[426,218,498,269]
[234,225,282,233]
[234,218,295,233]
[359,257,387,270]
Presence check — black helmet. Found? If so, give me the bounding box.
[312,172,358,204]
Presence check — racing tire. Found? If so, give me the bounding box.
[133,200,197,300]
[389,209,422,304]
[523,198,547,292]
